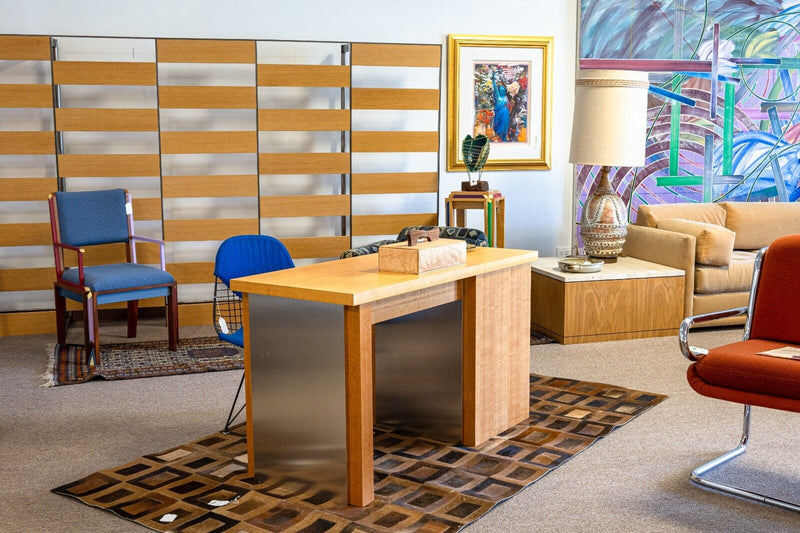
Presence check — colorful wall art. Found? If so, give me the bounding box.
[473,63,530,143]
[578,0,800,228]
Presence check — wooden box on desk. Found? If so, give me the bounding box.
[378,239,467,274]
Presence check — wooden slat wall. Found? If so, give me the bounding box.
[258,44,351,260]
[0,36,56,313]
[350,43,441,238]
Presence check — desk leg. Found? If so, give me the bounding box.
[344,305,374,506]
[462,265,531,446]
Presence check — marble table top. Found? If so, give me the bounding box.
[531,256,684,283]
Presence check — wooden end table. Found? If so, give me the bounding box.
[530,256,684,344]
[444,190,505,247]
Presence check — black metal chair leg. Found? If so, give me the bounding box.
[223,372,246,433]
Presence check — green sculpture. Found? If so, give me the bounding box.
[461,134,490,191]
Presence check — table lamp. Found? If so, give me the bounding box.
[569,69,648,262]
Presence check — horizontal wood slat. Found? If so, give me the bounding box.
[351,43,440,68]
[166,261,215,285]
[65,296,165,311]
[259,152,350,174]
[281,236,351,259]
[0,222,51,246]
[57,154,161,177]
[351,213,438,236]
[0,310,56,336]
[160,131,257,154]
[0,177,57,201]
[52,61,157,85]
[62,242,163,267]
[260,195,350,217]
[0,84,52,108]
[257,65,350,87]
[163,218,258,242]
[351,88,439,110]
[0,36,51,61]
[55,108,159,131]
[0,131,54,154]
[162,175,257,198]
[157,39,255,63]
[179,302,213,325]
[132,197,162,220]
[351,131,438,152]
[158,86,256,109]
[258,109,350,131]
[0,267,54,292]
[351,172,438,194]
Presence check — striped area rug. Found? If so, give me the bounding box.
[53,374,666,531]
[43,337,242,387]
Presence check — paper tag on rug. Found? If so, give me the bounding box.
[159,513,177,523]
[218,317,229,334]
[758,346,800,360]
[208,499,230,507]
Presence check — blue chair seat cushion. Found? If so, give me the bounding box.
[218,327,244,348]
[61,263,174,292]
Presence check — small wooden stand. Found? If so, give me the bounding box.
[445,190,505,247]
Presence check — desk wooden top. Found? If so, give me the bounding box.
[231,247,537,306]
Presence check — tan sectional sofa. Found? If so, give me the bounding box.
[622,201,800,326]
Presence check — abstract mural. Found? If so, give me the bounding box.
[578,0,800,229]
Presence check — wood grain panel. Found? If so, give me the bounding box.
[351,131,438,152]
[55,108,158,131]
[351,88,439,110]
[0,267,54,291]
[160,131,257,154]
[0,177,57,201]
[63,242,162,267]
[166,262,214,285]
[258,152,350,174]
[179,302,214,325]
[158,86,256,109]
[0,131,54,154]
[370,281,460,323]
[0,35,51,60]
[157,39,255,63]
[351,172,437,194]
[343,303,375,506]
[162,175,257,198]
[260,195,350,217]
[163,218,258,242]
[131,197,162,220]
[0,310,56,336]
[351,43,440,68]
[351,213,437,236]
[0,222,51,246]
[280,236,351,259]
[257,65,350,87]
[258,109,350,131]
[52,61,157,85]
[57,154,160,177]
[65,296,165,311]
[0,84,52,107]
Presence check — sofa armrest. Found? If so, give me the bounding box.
[623,224,697,317]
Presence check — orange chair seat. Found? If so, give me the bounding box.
[689,338,800,411]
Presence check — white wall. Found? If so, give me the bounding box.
[1,0,577,255]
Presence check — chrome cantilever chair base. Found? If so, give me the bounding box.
[689,404,800,513]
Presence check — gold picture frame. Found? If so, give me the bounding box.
[447,34,553,171]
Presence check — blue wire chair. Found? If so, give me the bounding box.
[213,234,294,432]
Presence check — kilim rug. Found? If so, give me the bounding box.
[530,331,554,346]
[53,374,666,532]
[43,337,242,387]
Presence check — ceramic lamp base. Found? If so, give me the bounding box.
[580,165,627,260]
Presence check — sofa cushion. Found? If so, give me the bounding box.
[635,202,726,228]
[722,201,800,250]
[694,250,756,294]
[657,218,735,266]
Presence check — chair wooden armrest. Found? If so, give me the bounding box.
[53,242,86,285]
[129,234,166,270]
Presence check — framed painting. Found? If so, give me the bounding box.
[447,34,553,171]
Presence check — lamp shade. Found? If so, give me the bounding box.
[569,69,648,167]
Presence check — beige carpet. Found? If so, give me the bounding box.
[1,320,799,532]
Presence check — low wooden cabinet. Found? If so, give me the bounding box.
[531,256,684,344]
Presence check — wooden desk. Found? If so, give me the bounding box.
[232,247,536,506]
[445,190,505,247]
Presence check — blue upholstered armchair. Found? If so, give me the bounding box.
[49,189,178,365]
[340,225,488,258]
